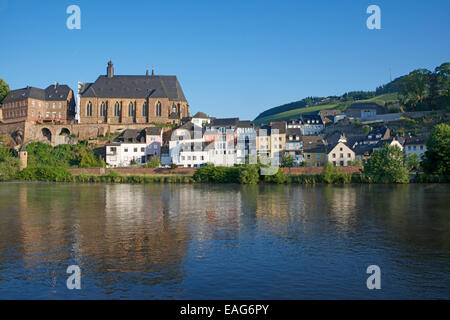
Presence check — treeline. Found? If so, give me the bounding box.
[398,63,450,111]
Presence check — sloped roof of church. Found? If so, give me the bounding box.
[79,75,187,101]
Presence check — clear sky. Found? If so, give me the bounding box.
[0,0,449,120]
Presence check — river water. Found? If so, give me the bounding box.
[0,182,448,299]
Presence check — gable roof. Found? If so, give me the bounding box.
[80,75,187,101]
[209,118,240,127]
[192,112,210,119]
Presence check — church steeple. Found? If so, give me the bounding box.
[107,61,114,78]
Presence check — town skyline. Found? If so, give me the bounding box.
[1,0,449,120]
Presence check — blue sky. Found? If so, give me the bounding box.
[0,0,449,120]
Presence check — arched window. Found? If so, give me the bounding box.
[100,102,106,117]
[128,102,134,117]
[114,102,120,116]
[86,102,92,117]
[172,103,177,114]
[156,101,162,117]
[142,102,148,117]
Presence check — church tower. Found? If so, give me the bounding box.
[107,61,114,78]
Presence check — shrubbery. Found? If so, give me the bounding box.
[19,166,73,182]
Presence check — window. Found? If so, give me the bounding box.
[59,112,62,119]
[142,102,148,117]
[114,102,120,116]
[156,101,162,116]
[134,148,137,152]
[128,102,135,117]
[86,102,93,117]
[332,153,336,158]
[154,145,158,149]
[46,103,50,109]
[141,148,145,152]
[32,100,35,106]
[53,103,56,109]
[110,147,116,152]
[59,103,63,109]
[46,112,50,118]
[307,154,311,160]
[124,148,128,152]
[100,102,107,117]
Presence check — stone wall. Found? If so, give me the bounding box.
[281,166,363,175]
[68,167,197,176]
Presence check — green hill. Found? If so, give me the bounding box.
[253,79,403,126]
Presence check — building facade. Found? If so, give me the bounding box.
[1,84,75,124]
[79,61,189,125]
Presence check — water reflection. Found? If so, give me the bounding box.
[0,182,448,299]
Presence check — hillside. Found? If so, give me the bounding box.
[253,77,404,125]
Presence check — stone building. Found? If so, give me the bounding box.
[78,61,189,125]
[1,84,76,124]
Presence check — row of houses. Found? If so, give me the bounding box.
[105,112,427,168]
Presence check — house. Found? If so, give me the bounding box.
[191,112,212,127]
[285,128,303,165]
[326,135,356,166]
[404,136,427,159]
[318,109,342,124]
[302,135,327,167]
[204,118,240,167]
[78,61,189,125]
[236,121,257,164]
[345,102,386,119]
[106,129,147,167]
[256,121,286,163]
[299,115,324,135]
[1,84,76,124]
[144,127,163,157]
[373,137,404,152]
[173,141,212,168]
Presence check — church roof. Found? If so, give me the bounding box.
[79,75,187,101]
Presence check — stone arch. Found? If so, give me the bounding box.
[59,128,71,136]
[41,128,52,142]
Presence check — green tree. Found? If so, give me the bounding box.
[405,154,420,170]
[0,145,20,181]
[238,165,260,184]
[146,156,161,168]
[348,158,363,167]
[0,78,10,103]
[363,144,409,183]
[363,125,370,135]
[281,155,295,168]
[263,168,286,184]
[422,123,450,176]
[399,69,432,109]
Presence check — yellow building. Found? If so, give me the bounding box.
[302,135,327,167]
[256,121,286,160]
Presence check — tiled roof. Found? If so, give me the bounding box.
[2,84,72,102]
[80,75,187,101]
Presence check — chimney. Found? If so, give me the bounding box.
[107,61,114,78]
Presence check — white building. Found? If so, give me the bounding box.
[106,142,148,167]
[191,112,212,128]
[404,137,427,159]
[326,135,356,166]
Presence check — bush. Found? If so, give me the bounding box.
[145,157,161,168]
[238,165,260,184]
[263,168,286,184]
[19,166,73,182]
[193,164,240,183]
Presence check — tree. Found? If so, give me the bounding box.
[405,154,420,170]
[363,125,370,135]
[363,144,409,183]
[238,165,260,184]
[281,155,294,168]
[399,69,432,109]
[422,123,450,176]
[0,78,10,103]
[348,158,363,167]
[146,156,160,168]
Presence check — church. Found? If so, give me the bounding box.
[78,61,189,125]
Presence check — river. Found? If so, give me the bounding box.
[0,182,448,299]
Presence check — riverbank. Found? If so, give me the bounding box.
[2,164,448,184]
